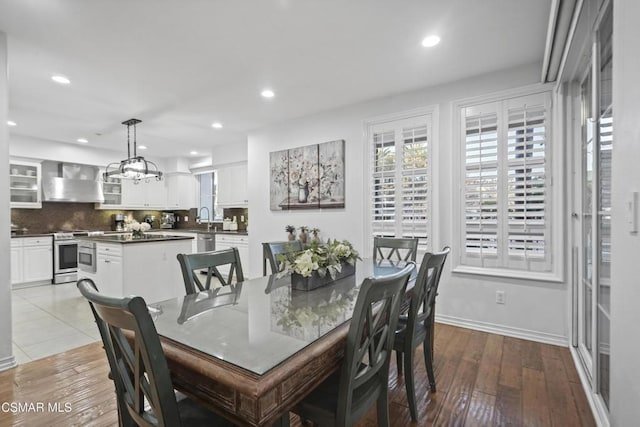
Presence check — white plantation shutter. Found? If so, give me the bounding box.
[370,115,431,253]
[372,130,396,237]
[460,92,551,272]
[506,103,547,260]
[463,109,499,264]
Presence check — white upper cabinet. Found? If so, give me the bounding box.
[165,173,198,210]
[217,163,248,207]
[9,160,42,208]
[121,178,167,209]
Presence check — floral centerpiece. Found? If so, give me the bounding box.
[277,239,361,291]
[124,219,150,238]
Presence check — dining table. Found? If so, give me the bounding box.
[149,258,416,426]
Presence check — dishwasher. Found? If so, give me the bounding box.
[196,233,215,253]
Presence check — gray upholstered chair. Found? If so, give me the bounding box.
[394,246,450,421]
[262,240,303,275]
[77,278,233,427]
[292,263,415,427]
[373,236,419,262]
[177,248,244,294]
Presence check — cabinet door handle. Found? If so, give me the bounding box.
[104,260,110,263]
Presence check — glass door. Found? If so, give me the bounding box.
[572,3,612,411]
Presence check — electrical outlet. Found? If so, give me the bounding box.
[496,291,506,304]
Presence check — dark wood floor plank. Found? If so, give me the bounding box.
[474,333,503,395]
[0,326,597,427]
[542,352,581,426]
[499,337,522,390]
[493,384,522,427]
[520,340,544,371]
[568,380,597,427]
[522,367,551,427]
[463,390,496,427]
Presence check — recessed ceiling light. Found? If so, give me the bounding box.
[211,122,223,129]
[421,35,441,47]
[261,89,275,98]
[77,138,88,143]
[7,120,16,126]
[51,75,71,84]
[138,145,147,150]
[190,151,198,155]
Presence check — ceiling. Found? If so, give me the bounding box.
[0,0,552,159]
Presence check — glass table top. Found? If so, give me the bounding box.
[151,259,413,375]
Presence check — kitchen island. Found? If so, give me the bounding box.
[77,234,193,303]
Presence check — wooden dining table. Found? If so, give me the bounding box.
[150,258,415,426]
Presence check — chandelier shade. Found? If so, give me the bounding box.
[104,118,163,182]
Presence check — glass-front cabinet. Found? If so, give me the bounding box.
[9,160,42,208]
[102,175,123,206]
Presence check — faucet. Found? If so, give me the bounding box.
[198,207,212,232]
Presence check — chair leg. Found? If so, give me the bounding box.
[403,347,418,422]
[376,384,390,427]
[424,327,436,393]
[396,350,403,376]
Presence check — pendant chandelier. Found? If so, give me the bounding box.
[104,118,163,183]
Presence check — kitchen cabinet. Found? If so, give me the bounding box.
[121,177,167,209]
[11,243,23,285]
[9,160,42,208]
[165,173,197,210]
[215,234,249,278]
[95,244,124,297]
[216,163,248,207]
[11,236,53,287]
[81,239,190,303]
[100,176,123,207]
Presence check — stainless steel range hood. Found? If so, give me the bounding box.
[42,161,105,203]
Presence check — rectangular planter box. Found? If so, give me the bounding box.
[290,262,356,291]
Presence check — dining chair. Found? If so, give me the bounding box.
[177,248,244,294]
[292,263,415,427]
[262,240,303,275]
[393,246,450,421]
[77,278,233,427]
[372,236,419,262]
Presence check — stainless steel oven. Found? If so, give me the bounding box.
[53,232,79,284]
[78,241,97,274]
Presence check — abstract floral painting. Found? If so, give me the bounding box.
[270,139,345,210]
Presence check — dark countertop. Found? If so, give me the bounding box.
[76,234,194,244]
[160,229,249,236]
[11,233,52,238]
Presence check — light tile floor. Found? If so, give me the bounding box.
[11,283,100,364]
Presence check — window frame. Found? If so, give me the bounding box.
[363,105,439,259]
[452,84,564,282]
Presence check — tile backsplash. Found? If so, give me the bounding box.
[11,203,164,234]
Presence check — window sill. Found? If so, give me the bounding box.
[452,265,563,283]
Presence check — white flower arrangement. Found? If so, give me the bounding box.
[124,219,150,235]
[278,239,361,279]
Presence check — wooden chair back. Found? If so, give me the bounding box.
[373,236,419,262]
[177,248,244,294]
[77,278,182,427]
[262,240,303,275]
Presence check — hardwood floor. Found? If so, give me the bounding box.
[0,324,595,426]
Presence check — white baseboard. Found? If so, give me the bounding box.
[435,314,568,347]
[0,355,17,372]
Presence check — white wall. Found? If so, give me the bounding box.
[0,31,15,371]
[211,140,248,168]
[610,0,640,423]
[248,62,569,343]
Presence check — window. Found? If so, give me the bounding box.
[197,172,221,220]
[457,91,554,275]
[368,113,433,254]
